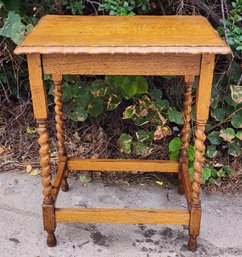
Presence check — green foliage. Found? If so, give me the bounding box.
[218,0,242,51]
[206,145,218,158]
[0,0,241,186]
[99,0,150,16]
[0,11,32,44]
[63,0,85,15]
[168,109,184,124]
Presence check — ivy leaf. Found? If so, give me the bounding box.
[0,11,32,44]
[168,109,184,124]
[231,112,242,128]
[219,128,235,142]
[228,142,242,157]
[207,131,222,145]
[211,108,226,121]
[151,88,163,99]
[188,145,195,161]
[155,99,170,110]
[169,137,182,152]
[230,85,242,104]
[71,109,88,122]
[123,105,136,119]
[122,78,137,98]
[87,98,103,117]
[225,93,238,107]
[75,95,89,109]
[136,130,150,142]
[90,80,107,97]
[118,133,133,154]
[206,145,218,158]
[202,167,212,182]
[235,131,242,140]
[135,76,148,94]
[170,151,180,160]
[133,142,151,157]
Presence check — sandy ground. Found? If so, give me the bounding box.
[0,171,242,257]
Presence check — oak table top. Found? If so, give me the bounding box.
[14,15,231,55]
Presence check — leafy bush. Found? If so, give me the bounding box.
[0,0,241,184]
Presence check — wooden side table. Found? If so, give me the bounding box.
[14,15,231,251]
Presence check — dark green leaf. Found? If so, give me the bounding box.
[207,131,222,145]
[135,76,148,94]
[206,145,218,158]
[155,99,170,110]
[87,98,103,117]
[228,142,242,156]
[151,88,163,99]
[168,109,184,124]
[211,108,226,121]
[231,112,242,128]
[136,130,150,142]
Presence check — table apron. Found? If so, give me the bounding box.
[42,53,201,76]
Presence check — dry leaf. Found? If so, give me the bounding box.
[156,181,164,186]
[26,164,32,173]
[0,146,5,154]
[29,168,41,176]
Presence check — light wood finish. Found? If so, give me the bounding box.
[43,53,201,76]
[178,77,194,196]
[67,159,179,172]
[15,15,231,250]
[56,208,190,225]
[180,163,192,207]
[188,54,215,251]
[37,119,53,205]
[52,74,69,192]
[51,157,67,201]
[27,54,47,119]
[14,15,230,55]
[53,74,65,156]
[42,204,56,247]
[37,119,56,247]
[195,54,216,122]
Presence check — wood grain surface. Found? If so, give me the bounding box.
[55,208,190,225]
[43,53,201,76]
[67,159,179,172]
[14,15,231,55]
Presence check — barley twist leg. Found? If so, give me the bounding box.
[53,76,69,192]
[179,77,193,194]
[188,123,205,251]
[37,119,56,247]
[187,54,215,251]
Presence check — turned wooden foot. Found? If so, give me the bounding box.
[61,177,69,192]
[188,235,197,251]
[47,231,57,247]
